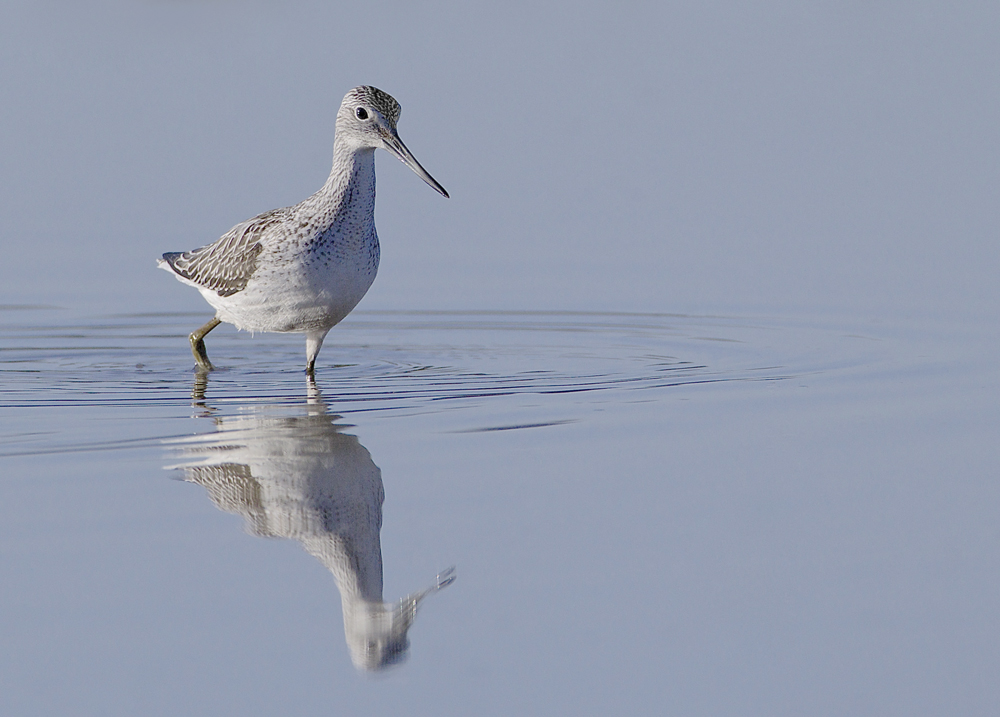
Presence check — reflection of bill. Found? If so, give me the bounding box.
[167,382,454,671]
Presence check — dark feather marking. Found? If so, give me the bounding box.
[163,209,289,297]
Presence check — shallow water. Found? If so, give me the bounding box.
[1,307,997,715]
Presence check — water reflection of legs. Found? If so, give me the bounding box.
[191,369,209,403]
[170,375,454,670]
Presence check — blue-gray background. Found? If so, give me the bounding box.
[2,1,997,320]
[2,3,1000,716]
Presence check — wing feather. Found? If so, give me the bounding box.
[162,208,289,297]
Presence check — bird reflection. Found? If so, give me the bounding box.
[168,375,454,671]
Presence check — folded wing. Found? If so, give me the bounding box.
[162,208,290,297]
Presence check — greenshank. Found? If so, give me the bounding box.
[159,86,448,375]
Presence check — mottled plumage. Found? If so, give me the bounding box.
[158,85,448,375]
[162,209,287,297]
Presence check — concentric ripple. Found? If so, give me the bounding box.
[0,307,937,458]
[0,309,813,409]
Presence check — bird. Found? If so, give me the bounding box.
[158,85,448,376]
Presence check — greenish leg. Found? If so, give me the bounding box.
[189,317,221,371]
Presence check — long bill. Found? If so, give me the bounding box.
[383,130,450,198]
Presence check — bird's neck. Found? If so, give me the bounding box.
[315,141,377,217]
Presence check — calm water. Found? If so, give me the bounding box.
[4,2,1000,714]
[1,307,997,715]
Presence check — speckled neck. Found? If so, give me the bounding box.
[295,137,377,236]
[328,137,376,221]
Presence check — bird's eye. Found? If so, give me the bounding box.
[355,107,369,120]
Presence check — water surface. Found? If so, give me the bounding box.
[1,308,997,715]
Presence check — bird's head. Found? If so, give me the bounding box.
[336,85,449,198]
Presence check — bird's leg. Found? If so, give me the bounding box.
[189,317,221,371]
[305,330,329,378]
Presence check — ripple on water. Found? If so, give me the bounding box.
[0,310,806,407]
[0,308,931,457]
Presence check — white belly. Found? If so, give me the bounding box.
[202,258,378,334]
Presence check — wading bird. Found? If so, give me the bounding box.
[159,86,448,375]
